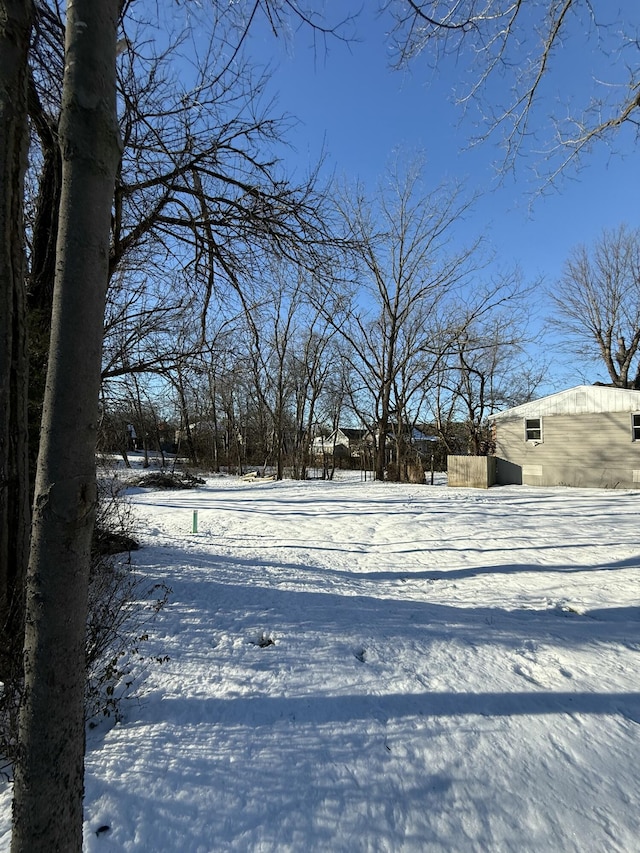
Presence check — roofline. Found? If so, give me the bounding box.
[489,384,640,420]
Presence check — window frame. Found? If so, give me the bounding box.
[632,413,640,442]
[524,417,542,443]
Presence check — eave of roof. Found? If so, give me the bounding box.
[489,385,640,420]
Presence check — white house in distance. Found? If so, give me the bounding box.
[489,385,640,489]
[310,428,366,462]
[310,425,438,467]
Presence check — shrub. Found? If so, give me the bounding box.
[0,476,170,772]
[86,478,170,725]
[85,550,170,725]
[130,471,205,490]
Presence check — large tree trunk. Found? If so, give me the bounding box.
[27,78,63,492]
[0,0,32,686]
[375,400,391,482]
[11,1,121,850]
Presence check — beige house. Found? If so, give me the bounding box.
[489,385,640,489]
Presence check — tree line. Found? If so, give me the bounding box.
[99,157,546,482]
[100,168,640,486]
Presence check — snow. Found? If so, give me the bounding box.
[2,469,640,851]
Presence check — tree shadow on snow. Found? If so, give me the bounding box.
[133,689,640,728]
[132,544,640,653]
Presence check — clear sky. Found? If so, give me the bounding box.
[244,2,640,391]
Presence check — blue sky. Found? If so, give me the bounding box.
[244,2,640,390]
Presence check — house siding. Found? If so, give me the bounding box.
[494,411,640,489]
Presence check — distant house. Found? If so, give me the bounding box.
[310,428,367,462]
[489,385,640,489]
[312,425,439,462]
[409,426,439,457]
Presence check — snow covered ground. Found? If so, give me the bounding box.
[2,469,640,852]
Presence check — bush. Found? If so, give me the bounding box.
[130,471,205,490]
[86,478,170,725]
[0,477,170,772]
[85,552,170,726]
[0,679,18,781]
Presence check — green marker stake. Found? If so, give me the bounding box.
[192,510,198,533]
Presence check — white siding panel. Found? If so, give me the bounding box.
[522,465,543,477]
[491,385,640,420]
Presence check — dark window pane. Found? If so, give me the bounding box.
[525,418,541,441]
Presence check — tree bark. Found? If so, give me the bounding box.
[27,76,63,491]
[11,0,121,849]
[0,0,32,685]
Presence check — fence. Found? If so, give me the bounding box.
[447,455,496,489]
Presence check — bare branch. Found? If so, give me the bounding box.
[384,1,640,184]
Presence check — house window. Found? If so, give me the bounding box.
[632,414,640,442]
[525,418,542,442]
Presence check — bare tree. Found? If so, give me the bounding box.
[445,303,545,454]
[215,361,254,473]
[240,268,305,480]
[550,224,640,388]
[287,310,338,479]
[25,2,65,482]
[11,1,122,850]
[22,0,346,472]
[384,1,640,181]
[0,0,32,688]
[329,159,482,480]
[101,270,195,382]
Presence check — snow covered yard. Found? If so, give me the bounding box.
[2,473,640,852]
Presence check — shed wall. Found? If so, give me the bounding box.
[447,455,496,489]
